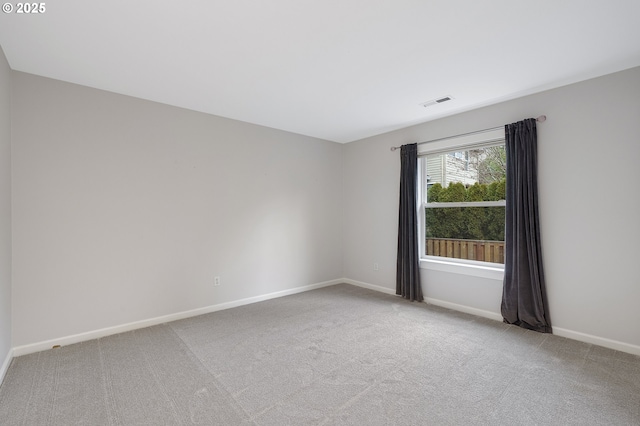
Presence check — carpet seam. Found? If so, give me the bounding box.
[166,323,254,423]
[19,352,41,426]
[47,348,61,425]
[98,337,123,426]
[134,328,184,425]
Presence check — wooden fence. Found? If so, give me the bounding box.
[426,238,505,264]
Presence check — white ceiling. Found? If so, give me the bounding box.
[1,1,639,143]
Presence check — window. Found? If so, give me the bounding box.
[418,130,506,266]
[450,151,469,170]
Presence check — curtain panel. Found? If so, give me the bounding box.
[396,143,423,302]
[501,118,551,333]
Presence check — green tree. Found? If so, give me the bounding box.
[463,183,486,239]
[477,146,506,184]
[426,179,506,241]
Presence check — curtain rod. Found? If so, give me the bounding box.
[390,115,546,152]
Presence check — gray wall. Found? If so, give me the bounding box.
[11,72,344,346]
[344,66,640,351]
[0,47,12,372]
[6,63,640,354]
[0,46,11,370]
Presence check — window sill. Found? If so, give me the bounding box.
[419,258,504,280]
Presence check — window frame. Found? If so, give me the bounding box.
[417,128,506,274]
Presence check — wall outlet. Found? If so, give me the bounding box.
[214,276,221,286]
[374,263,379,271]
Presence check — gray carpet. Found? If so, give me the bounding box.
[0,284,639,425]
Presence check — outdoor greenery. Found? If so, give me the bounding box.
[426,179,506,241]
[475,145,506,184]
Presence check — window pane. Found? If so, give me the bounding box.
[425,206,506,264]
[424,145,506,201]
[422,144,506,264]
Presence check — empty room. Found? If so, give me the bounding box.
[0,1,639,425]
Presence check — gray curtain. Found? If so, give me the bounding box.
[501,119,551,333]
[396,143,423,302]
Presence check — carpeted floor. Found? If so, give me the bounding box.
[1,283,639,425]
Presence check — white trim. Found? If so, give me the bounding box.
[425,200,506,208]
[342,278,503,322]
[11,279,640,360]
[552,327,640,357]
[12,279,342,357]
[417,158,427,258]
[425,297,503,322]
[418,138,506,158]
[417,128,505,155]
[342,278,397,296]
[0,348,13,386]
[420,258,504,280]
[342,279,640,357]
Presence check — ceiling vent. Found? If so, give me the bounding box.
[420,96,453,108]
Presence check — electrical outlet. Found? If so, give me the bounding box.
[214,276,221,286]
[374,263,379,271]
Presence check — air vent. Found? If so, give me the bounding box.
[420,96,453,108]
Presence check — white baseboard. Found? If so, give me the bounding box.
[343,278,640,357]
[0,348,13,386]
[12,278,640,359]
[424,297,503,322]
[342,278,503,321]
[12,279,343,357]
[342,278,397,296]
[552,327,640,356]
